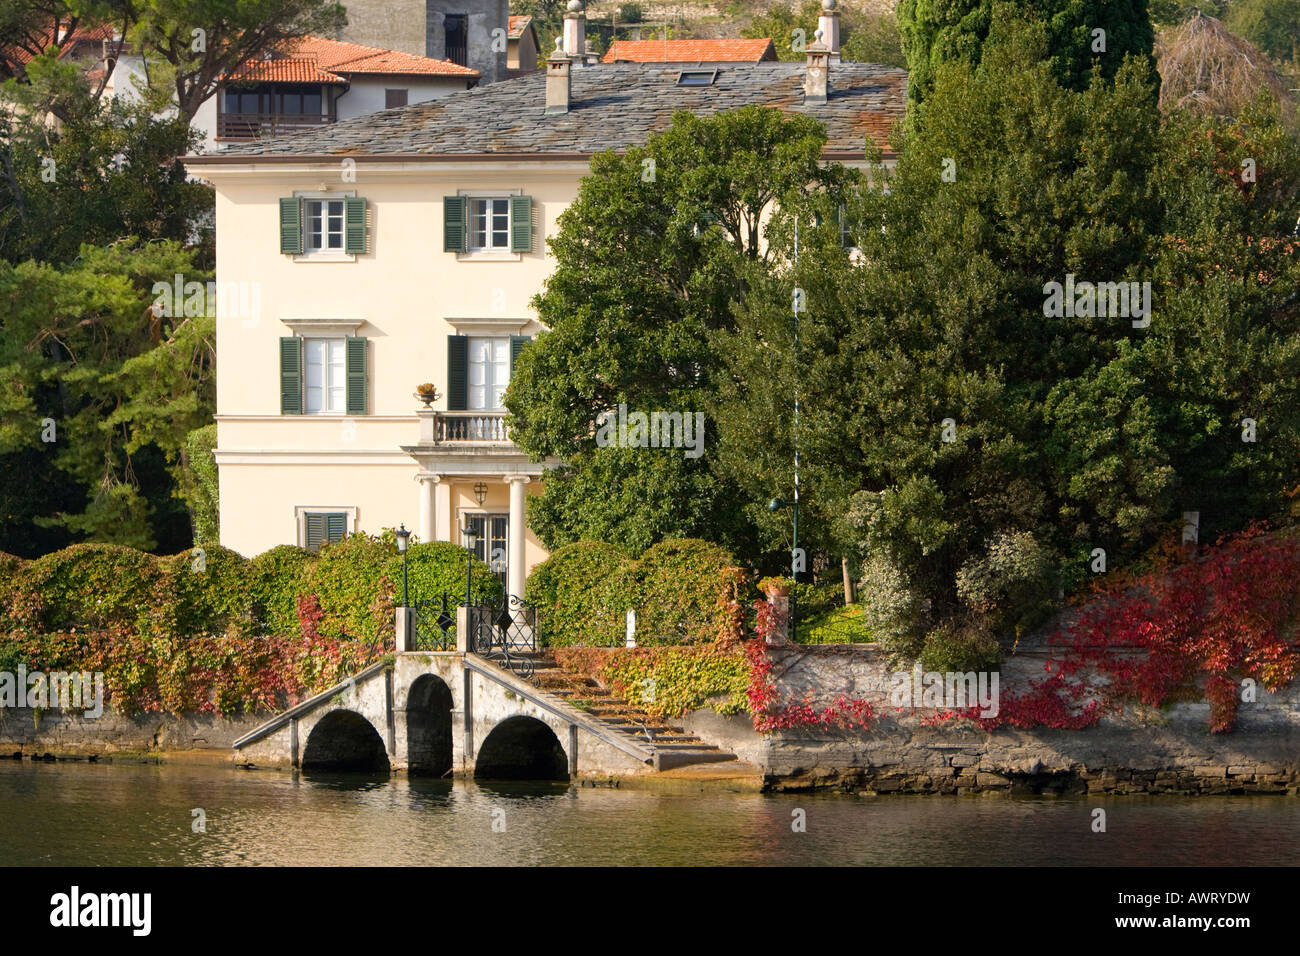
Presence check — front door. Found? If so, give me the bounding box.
[467,513,508,591]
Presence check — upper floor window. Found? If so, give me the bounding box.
[445,14,468,66]
[304,337,346,413]
[467,336,510,410]
[470,198,511,251]
[385,88,408,109]
[443,194,533,256]
[306,199,346,253]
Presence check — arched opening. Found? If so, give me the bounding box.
[301,709,390,774]
[474,715,568,781]
[407,674,454,777]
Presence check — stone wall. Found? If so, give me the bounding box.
[0,707,265,758]
[683,645,1300,795]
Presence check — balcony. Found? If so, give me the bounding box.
[431,411,511,444]
[216,111,332,142]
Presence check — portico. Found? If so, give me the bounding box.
[404,407,556,598]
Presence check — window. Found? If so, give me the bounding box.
[304,338,346,413]
[470,198,511,251]
[677,69,718,86]
[445,14,468,66]
[305,199,345,253]
[280,195,368,257]
[467,337,510,410]
[385,88,408,109]
[299,510,350,552]
[466,513,509,588]
[444,195,532,255]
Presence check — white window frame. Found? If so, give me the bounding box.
[466,335,511,411]
[294,505,358,549]
[293,190,356,262]
[302,335,347,414]
[456,189,521,261]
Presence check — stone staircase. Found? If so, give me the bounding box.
[523,655,739,771]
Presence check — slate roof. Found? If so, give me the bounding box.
[190,61,907,161]
[602,38,777,63]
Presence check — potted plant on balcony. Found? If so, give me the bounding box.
[414,383,440,407]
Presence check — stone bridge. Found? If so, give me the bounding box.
[231,651,657,780]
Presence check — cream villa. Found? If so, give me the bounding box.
[183,1,905,599]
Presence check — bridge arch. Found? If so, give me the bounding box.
[475,715,568,781]
[407,674,454,776]
[302,709,390,774]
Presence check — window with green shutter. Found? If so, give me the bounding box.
[280,336,303,414]
[444,196,468,253]
[304,511,348,552]
[447,334,468,410]
[509,195,532,253]
[345,336,367,415]
[279,198,302,254]
[344,197,368,254]
[510,335,529,372]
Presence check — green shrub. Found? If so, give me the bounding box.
[791,578,842,622]
[247,545,317,637]
[919,620,1001,673]
[554,645,750,718]
[527,541,635,647]
[0,551,29,632]
[798,604,873,644]
[15,543,164,632]
[634,538,742,644]
[181,424,219,545]
[305,533,395,641]
[155,545,255,638]
[384,540,502,609]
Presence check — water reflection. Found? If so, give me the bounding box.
[1,761,1298,866]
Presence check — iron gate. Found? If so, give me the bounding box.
[467,593,538,679]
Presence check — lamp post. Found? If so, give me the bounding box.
[395,523,411,606]
[463,524,481,607]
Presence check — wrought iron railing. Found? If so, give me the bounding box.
[467,593,538,679]
[434,411,510,443]
[411,592,457,651]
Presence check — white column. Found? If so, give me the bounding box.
[417,473,439,544]
[435,478,452,542]
[506,476,530,600]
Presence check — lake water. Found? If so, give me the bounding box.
[3,760,1299,866]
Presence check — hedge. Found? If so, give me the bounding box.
[526,537,748,647]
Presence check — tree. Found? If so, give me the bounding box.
[1225,0,1300,66]
[127,0,346,122]
[0,51,213,266]
[896,0,1156,107]
[0,241,215,554]
[506,106,855,554]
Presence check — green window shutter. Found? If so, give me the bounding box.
[326,512,347,544]
[444,196,468,252]
[509,335,529,373]
[345,336,367,415]
[447,334,468,410]
[509,195,533,253]
[344,197,368,254]
[305,513,327,552]
[279,336,303,415]
[279,197,302,254]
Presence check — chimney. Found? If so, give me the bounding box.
[818,0,841,64]
[563,0,586,60]
[804,29,830,106]
[546,37,571,114]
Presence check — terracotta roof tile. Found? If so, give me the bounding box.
[226,55,346,84]
[602,38,777,64]
[508,16,533,40]
[223,35,479,83]
[199,62,906,159]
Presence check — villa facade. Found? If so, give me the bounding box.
[184,1,905,598]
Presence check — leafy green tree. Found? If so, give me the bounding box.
[507,106,855,554]
[128,0,347,121]
[1226,0,1300,65]
[0,241,214,553]
[897,0,1156,106]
